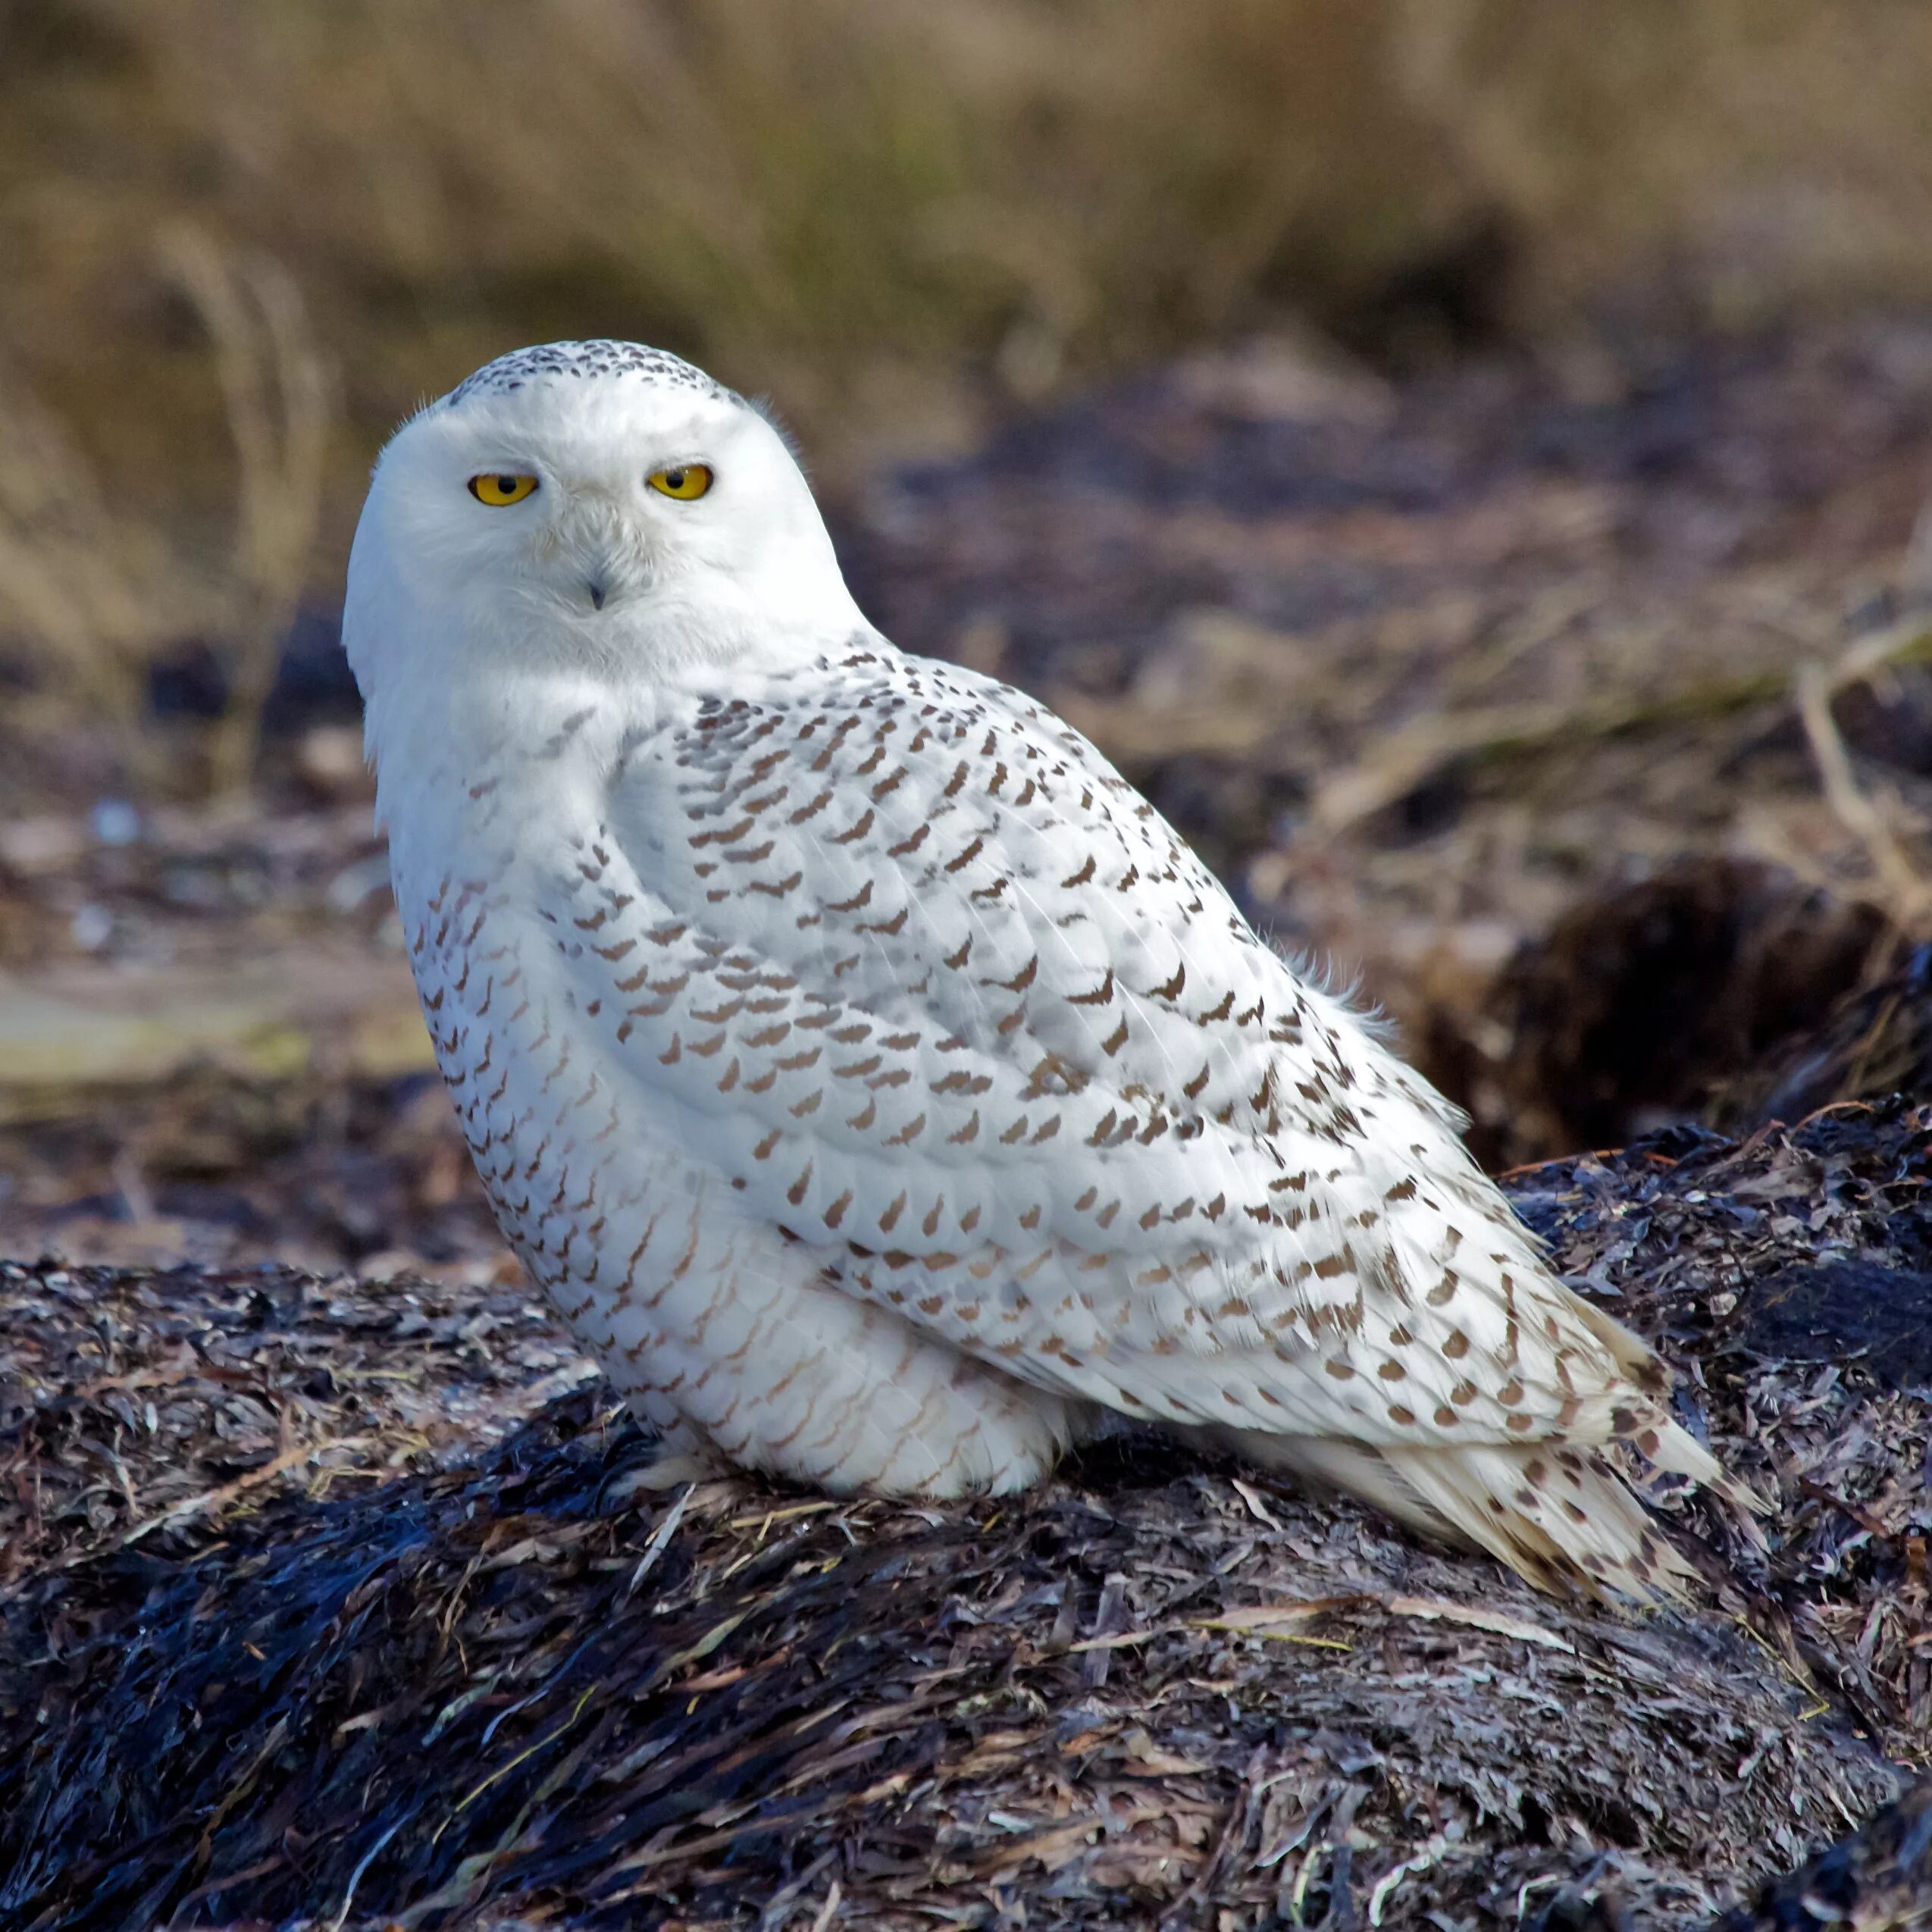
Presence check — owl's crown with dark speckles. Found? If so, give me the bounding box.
[447,340,738,409]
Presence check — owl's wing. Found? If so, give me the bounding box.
[565,643,1662,1459]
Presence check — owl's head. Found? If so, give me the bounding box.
[345,342,863,709]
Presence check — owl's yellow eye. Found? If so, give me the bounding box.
[468,473,539,506]
[647,463,713,500]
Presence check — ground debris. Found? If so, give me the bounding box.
[0,1257,588,1585]
[3,1104,1929,1928]
[1501,1099,1932,1768]
[1712,1780,1932,1931]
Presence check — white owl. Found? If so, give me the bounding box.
[346,341,1755,1599]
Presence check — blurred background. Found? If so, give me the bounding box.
[5,0,1932,1274]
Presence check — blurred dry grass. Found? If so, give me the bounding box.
[0,224,327,791]
[2,0,1931,777]
[5,1,1932,503]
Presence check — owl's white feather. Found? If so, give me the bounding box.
[346,341,1758,1599]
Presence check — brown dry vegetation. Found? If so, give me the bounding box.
[5,0,1932,731]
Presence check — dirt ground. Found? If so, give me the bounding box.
[5,319,1932,1925]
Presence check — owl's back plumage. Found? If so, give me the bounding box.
[351,342,1759,1601]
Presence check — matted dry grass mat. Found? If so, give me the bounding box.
[3,1102,1930,1929]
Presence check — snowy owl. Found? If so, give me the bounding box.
[346,340,1755,1599]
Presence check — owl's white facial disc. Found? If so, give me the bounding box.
[344,341,866,724]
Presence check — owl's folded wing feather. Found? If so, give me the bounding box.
[556,645,1682,1470]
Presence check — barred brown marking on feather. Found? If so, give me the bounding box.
[1069,968,1116,1007]
[690,814,756,848]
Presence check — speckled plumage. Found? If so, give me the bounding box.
[346,341,1758,1599]
[449,340,737,408]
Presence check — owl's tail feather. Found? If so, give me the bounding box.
[1227,1421,1764,1604]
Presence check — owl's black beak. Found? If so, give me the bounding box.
[586,579,607,611]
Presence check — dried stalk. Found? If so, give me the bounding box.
[0,233,329,791]
[1796,617,1932,938]
[1307,672,1791,831]
[162,227,332,797]
[1301,610,1932,892]
[0,365,192,734]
